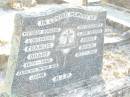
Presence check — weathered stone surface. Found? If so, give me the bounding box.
[6,5,106,97]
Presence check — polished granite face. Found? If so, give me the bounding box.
[11,6,106,96]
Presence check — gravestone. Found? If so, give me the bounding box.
[6,5,106,97]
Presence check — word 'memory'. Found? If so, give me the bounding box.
[37,12,97,26]
[16,64,59,76]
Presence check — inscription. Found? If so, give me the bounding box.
[27,51,51,60]
[16,64,59,76]
[24,43,54,52]
[29,73,47,80]
[37,12,97,26]
[52,73,72,82]
[77,29,103,37]
[75,49,97,57]
[23,58,54,68]
[24,35,55,44]
[79,43,96,50]
[22,28,61,37]
[80,36,97,43]
[77,23,103,30]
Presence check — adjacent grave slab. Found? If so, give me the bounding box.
[6,5,106,97]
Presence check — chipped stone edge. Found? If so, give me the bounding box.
[5,13,23,97]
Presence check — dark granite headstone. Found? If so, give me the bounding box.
[8,5,106,97]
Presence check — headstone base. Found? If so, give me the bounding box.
[20,75,130,97]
